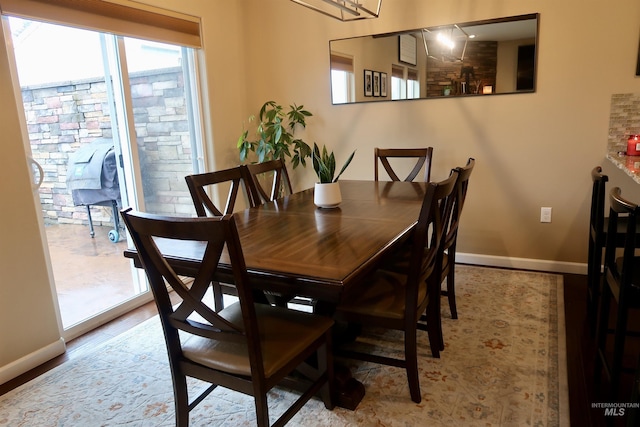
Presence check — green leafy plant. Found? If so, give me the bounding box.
[237,101,313,169]
[312,143,356,183]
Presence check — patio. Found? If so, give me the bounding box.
[45,223,138,328]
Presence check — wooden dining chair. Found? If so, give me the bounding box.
[121,208,335,427]
[380,158,475,320]
[440,158,475,319]
[185,166,256,310]
[594,187,640,400]
[588,166,610,335]
[185,165,256,217]
[628,355,640,426]
[245,158,293,205]
[587,166,640,335]
[333,171,458,403]
[374,147,434,182]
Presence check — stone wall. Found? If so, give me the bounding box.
[25,67,195,228]
[425,40,498,97]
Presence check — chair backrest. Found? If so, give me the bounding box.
[120,208,268,379]
[591,166,609,238]
[374,147,434,182]
[442,158,476,252]
[604,188,640,293]
[406,170,458,314]
[245,158,293,205]
[185,166,255,217]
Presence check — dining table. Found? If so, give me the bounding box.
[124,179,429,409]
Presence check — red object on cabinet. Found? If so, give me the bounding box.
[627,135,640,156]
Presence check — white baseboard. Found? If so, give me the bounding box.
[0,338,66,386]
[456,252,587,275]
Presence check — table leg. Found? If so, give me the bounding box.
[334,364,366,410]
[315,301,366,410]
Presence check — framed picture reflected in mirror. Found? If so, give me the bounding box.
[364,69,373,96]
[373,71,380,96]
[381,72,387,97]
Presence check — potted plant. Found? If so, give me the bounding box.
[312,143,355,208]
[237,100,313,169]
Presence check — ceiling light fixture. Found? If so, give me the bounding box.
[422,24,470,62]
[290,0,382,22]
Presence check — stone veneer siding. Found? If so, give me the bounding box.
[25,67,195,228]
[426,40,498,97]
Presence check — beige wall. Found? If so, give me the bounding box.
[243,0,640,269]
[2,0,640,381]
[496,38,533,93]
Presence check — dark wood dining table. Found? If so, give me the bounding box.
[124,179,429,409]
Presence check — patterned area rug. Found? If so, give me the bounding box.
[0,266,568,426]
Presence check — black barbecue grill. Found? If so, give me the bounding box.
[66,138,122,242]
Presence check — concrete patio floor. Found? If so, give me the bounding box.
[44,223,139,328]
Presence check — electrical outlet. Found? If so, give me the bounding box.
[540,207,552,223]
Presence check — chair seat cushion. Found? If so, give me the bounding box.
[336,269,427,320]
[182,303,333,378]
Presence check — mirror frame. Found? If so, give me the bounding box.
[636,34,640,76]
[329,13,539,104]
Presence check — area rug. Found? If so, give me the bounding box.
[0,265,569,426]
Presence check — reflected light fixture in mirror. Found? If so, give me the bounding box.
[290,0,382,21]
[423,25,471,63]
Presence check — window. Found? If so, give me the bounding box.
[407,68,420,99]
[330,53,354,104]
[391,65,406,100]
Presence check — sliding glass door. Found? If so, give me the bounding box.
[5,16,203,337]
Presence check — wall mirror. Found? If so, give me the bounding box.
[329,13,539,104]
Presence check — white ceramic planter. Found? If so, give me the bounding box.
[314,182,342,208]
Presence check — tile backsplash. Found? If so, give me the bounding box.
[608,93,640,153]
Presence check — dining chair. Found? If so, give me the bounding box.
[185,165,256,217]
[628,355,640,426]
[588,166,610,335]
[587,166,640,335]
[333,170,458,403]
[245,158,293,205]
[439,158,475,319]
[121,208,335,427]
[594,187,640,400]
[185,166,256,310]
[374,147,434,182]
[380,158,476,320]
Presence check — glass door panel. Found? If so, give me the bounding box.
[6,17,204,332]
[122,37,201,217]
